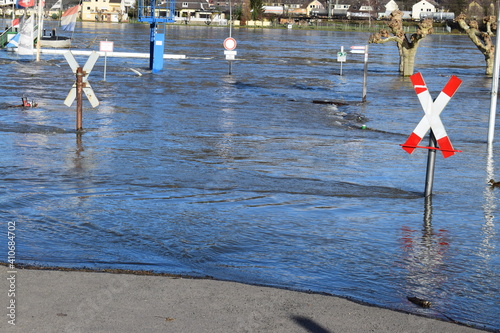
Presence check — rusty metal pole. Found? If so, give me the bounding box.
[76,67,83,131]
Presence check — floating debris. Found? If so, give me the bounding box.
[7,97,38,108]
[129,68,142,76]
[407,296,431,308]
[312,99,349,106]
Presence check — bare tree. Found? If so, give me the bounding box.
[456,14,496,76]
[368,10,433,76]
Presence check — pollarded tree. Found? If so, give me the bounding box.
[456,14,496,76]
[368,10,433,76]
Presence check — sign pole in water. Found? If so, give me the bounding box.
[64,51,100,131]
[424,131,438,197]
[401,72,462,196]
[224,37,237,75]
[100,40,114,81]
[487,8,500,145]
[362,45,368,102]
[350,45,368,102]
[337,46,346,76]
[76,67,84,130]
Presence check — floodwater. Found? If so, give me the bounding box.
[0,21,499,331]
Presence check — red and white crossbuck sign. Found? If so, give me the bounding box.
[401,72,462,158]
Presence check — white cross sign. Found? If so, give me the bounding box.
[64,51,100,108]
[401,72,462,158]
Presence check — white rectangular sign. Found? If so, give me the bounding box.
[224,50,237,60]
[350,45,366,54]
[337,51,347,62]
[100,41,114,53]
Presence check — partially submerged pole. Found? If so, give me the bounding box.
[424,131,437,197]
[228,0,233,75]
[487,9,500,145]
[362,44,368,102]
[76,67,83,131]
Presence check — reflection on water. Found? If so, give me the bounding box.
[400,197,451,321]
[0,24,498,330]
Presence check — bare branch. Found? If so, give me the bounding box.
[457,14,496,75]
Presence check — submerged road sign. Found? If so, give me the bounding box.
[64,51,100,108]
[401,72,462,158]
[223,37,237,51]
[350,45,366,54]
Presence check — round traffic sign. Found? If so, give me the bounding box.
[223,37,237,51]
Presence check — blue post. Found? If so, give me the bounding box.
[153,33,165,73]
[149,23,164,73]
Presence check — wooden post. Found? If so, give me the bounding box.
[76,67,83,131]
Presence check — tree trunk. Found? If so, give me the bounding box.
[368,10,432,77]
[486,54,495,76]
[456,14,496,76]
[401,47,417,77]
[397,45,404,73]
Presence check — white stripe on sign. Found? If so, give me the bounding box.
[350,46,366,50]
[401,72,462,158]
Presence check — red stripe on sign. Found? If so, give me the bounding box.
[414,87,427,94]
[441,75,462,97]
[402,132,422,154]
[410,72,425,87]
[410,72,427,94]
[437,136,455,158]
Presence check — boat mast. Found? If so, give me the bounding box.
[35,0,43,61]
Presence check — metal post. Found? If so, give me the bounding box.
[228,0,233,75]
[362,44,368,102]
[149,21,165,73]
[487,7,500,145]
[423,195,432,225]
[340,45,343,76]
[424,130,437,197]
[104,39,108,81]
[76,67,83,131]
[229,0,232,38]
[149,22,156,70]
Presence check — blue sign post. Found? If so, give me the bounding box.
[138,0,175,73]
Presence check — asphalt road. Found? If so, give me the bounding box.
[0,266,489,333]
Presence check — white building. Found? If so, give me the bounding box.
[412,0,438,20]
[385,0,398,14]
[377,0,398,19]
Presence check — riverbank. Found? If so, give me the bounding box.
[1,265,490,332]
